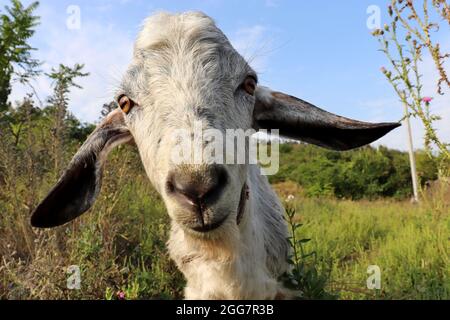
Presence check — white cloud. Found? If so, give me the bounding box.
[230,25,274,73]
[265,0,279,8]
[9,3,135,123]
[10,7,277,123]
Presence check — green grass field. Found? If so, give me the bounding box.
[288,195,449,299]
[1,150,448,299]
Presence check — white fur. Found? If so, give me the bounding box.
[119,11,289,300]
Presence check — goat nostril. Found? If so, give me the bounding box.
[166,180,176,194]
[203,166,227,203]
[166,165,228,207]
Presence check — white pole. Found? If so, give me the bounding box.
[404,103,419,203]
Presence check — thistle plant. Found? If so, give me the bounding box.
[373,0,450,177]
[280,203,335,299]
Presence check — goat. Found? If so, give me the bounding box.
[30,12,400,299]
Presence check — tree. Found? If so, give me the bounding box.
[0,0,40,113]
[46,63,89,174]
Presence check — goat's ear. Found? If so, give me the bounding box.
[253,86,400,151]
[31,108,133,228]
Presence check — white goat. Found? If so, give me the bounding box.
[31,12,399,299]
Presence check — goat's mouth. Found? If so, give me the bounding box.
[190,214,228,233]
[186,183,248,233]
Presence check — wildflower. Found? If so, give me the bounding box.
[371,29,383,36]
[117,291,126,300]
[380,67,392,79]
[422,97,433,103]
[286,194,295,202]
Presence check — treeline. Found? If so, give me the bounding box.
[270,143,439,200]
[0,0,96,219]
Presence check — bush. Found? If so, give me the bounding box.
[271,143,439,200]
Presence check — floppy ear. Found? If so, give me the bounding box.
[31,108,133,228]
[253,86,400,151]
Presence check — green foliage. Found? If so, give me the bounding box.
[0,142,185,299]
[0,0,40,111]
[280,204,336,299]
[45,63,89,175]
[271,143,439,200]
[289,196,449,299]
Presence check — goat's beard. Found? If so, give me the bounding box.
[171,217,241,262]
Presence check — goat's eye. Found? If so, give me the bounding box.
[118,95,135,114]
[242,76,257,96]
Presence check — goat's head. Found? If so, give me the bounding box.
[31,12,400,237]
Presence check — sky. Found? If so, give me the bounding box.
[7,0,450,151]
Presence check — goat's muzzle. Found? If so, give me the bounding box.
[166,164,229,232]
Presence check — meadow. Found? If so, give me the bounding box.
[1,142,448,300]
[279,184,450,299]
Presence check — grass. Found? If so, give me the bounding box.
[285,194,449,299]
[0,146,448,299]
[0,147,185,300]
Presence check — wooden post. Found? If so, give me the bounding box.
[404,103,419,203]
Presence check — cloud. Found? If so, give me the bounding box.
[10,6,276,123]
[9,3,135,123]
[265,0,279,8]
[230,25,274,73]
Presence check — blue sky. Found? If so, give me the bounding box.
[8,0,450,150]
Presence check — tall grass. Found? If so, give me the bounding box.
[285,192,449,299]
[1,134,448,299]
[0,146,184,299]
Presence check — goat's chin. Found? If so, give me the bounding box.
[177,214,239,240]
[174,218,241,262]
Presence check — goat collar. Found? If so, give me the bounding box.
[236,183,249,225]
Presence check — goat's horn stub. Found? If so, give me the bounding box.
[254,86,401,151]
[31,109,133,228]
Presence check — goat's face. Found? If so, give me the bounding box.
[118,12,257,235]
[30,12,400,237]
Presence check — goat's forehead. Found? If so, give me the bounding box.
[120,12,253,98]
[135,11,227,53]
